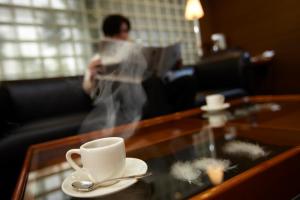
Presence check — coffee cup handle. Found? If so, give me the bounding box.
[66,149,82,171]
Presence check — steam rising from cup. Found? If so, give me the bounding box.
[79,40,147,139]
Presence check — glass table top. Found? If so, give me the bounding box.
[21,99,300,199]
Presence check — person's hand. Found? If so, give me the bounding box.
[83,54,104,94]
[88,54,103,80]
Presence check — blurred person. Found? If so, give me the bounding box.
[83,14,131,95]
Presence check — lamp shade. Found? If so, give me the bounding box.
[185,0,204,20]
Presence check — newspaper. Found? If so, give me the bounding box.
[142,42,181,78]
[95,39,181,82]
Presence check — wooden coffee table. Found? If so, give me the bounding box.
[13,95,300,200]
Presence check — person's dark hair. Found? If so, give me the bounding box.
[102,14,131,37]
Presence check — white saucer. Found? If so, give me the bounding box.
[201,103,230,112]
[61,158,148,198]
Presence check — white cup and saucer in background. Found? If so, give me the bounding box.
[61,137,148,198]
[201,94,230,112]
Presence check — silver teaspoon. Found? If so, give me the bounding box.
[72,172,152,192]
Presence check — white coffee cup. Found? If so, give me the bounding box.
[66,137,126,183]
[205,94,225,109]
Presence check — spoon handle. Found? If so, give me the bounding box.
[93,172,152,189]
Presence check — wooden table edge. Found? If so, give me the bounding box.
[12,146,34,200]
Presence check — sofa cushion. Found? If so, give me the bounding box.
[3,77,92,122]
[0,85,15,134]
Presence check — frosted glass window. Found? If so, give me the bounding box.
[0,0,91,80]
[72,28,83,40]
[160,32,168,41]
[15,9,35,23]
[3,60,23,79]
[44,59,59,72]
[55,13,70,25]
[76,57,86,72]
[32,0,49,7]
[17,26,38,40]
[37,27,62,41]
[150,31,159,41]
[69,13,83,25]
[99,0,110,9]
[20,43,40,57]
[0,8,13,22]
[24,59,43,78]
[41,43,58,57]
[35,11,52,24]
[139,31,148,41]
[0,0,10,3]
[62,57,76,75]
[75,43,84,55]
[60,28,72,40]
[0,25,16,40]
[59,43,74,56]
[51,0,67,10]
[1,43,19,58]
[68,0,81,10]
[113,4,122,13]
[12,0,31,6]
[130,31,138,39]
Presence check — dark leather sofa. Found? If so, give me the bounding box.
[0,50,251,198]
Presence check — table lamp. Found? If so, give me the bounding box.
[185,0,204,57]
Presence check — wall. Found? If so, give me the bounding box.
[200,0,300,94]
